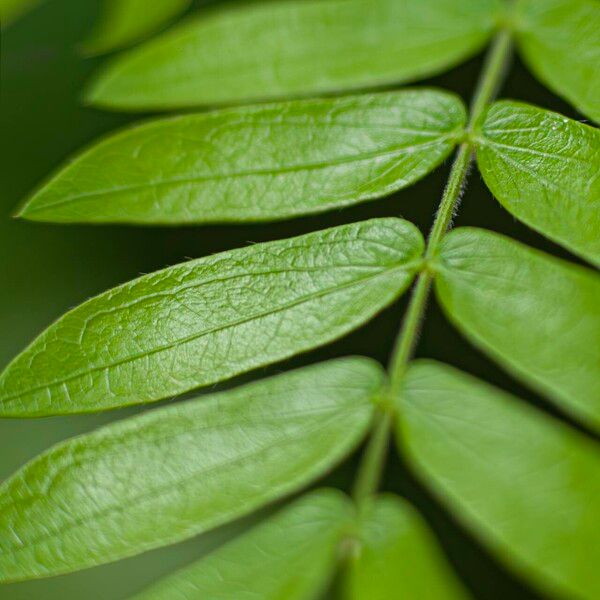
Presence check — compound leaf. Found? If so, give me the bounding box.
[19,90,465,224]
[516,0,600,123]
[0,358,381,582]
[397,360,600,600]
[82,0,192,56]
[133,490,353,600]
[475,101,600,267]
[86,0,501,110]
[435,228,600,431]
[345,495,469,600]
[0,218,423,416]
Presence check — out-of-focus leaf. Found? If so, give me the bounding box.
[397,360,600,600]
[345,495,469,600]
[435,227,600,431]
[0,358,381,582]
[85,0,502,110]
[475,101,600,266]
[0,0,40,27]
[516,0,600,123]
[19,90,465,224]
[133,490,353,600]
[82,0,192,56]
[0,218,423,416]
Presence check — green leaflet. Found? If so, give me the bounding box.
[19,90,466,225]
[0,0,40,27]
[435,228,600,432]
[397,361,600,600]
[345,495,469,600]
[0,358,381,582]
[0,218,423,416]
[85,0,501,110]
[82,0,191,56]
[133,490,353,600]
[475,101,600,267]
[516,0,600,123]
[19,91,466,225]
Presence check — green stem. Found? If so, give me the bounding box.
[352,411,392,505]
[352,28,513,505]
[468,29,514,133]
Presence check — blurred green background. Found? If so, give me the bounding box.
[0,1,588,598]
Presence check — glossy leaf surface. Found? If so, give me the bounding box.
[0,218,422,416]
[134,490,353,599]
[86,0,501,110]
[345,495,469,600]
[435,228,600,431]
[82,0,191,55]
[516,0,600,123]
[0,358,381,581]
[476,101,600,266]
[20,90,465,224]
[397,361,600,600]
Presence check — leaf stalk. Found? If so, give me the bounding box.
[352,28,514,506]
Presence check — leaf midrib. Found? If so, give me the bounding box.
[478,142,569,197]
[3,400,368,508]
[0,405,366,564]
[27,137,455,215]
[2,261,417,405]
[477,136,595,167]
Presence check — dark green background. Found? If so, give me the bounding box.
[0,1,591,598]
